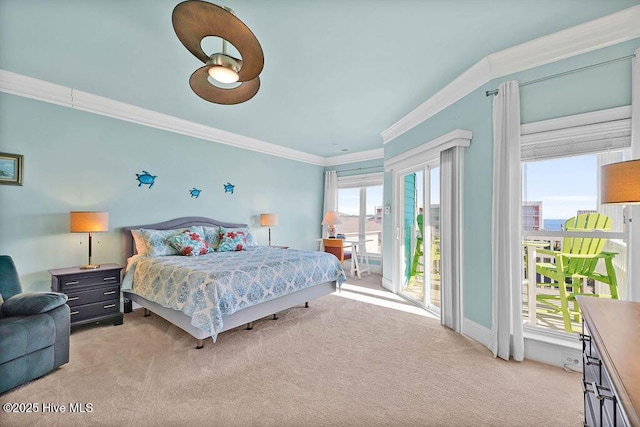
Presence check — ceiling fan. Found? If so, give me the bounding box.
[172,0,264,105]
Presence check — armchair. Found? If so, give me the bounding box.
[535,213,618,333]
[0,255,70,394]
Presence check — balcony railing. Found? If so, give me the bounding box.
[521,231,628,333]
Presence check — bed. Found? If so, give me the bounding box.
[121,216,346,348]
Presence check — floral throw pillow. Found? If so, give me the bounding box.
[217,227,248,252]
[167,229,212,256]
[220,227,257,246]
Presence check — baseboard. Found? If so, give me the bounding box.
[461,319,583,369]
[523,329,582,371]
[381,277,394,292]
[462,318,491,347]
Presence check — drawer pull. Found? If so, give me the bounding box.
[70,311,79,315]
[592,382,615,401]
[103,304,117,309]
[578,333,591,342]
[66,280,80,285]
[103,290,116,295]
[103,276,116,281]
[67,296,80,301]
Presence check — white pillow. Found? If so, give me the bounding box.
[131,229,148,256]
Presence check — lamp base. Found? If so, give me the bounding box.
[79,264,101,270]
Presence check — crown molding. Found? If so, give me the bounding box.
[382,5,640,145]
[0,69,326,166]
[382,59,491,144]
[324,148,384,166]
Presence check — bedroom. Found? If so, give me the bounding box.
[1,1,640,425]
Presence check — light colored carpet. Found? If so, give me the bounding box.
[0,274,582,426]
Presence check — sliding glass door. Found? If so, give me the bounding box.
[399,163,440,313]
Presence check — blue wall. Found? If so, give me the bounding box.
[383,38,638,328]
[0,93,325,292]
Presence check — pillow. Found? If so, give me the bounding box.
[202,226,221,249]
[217,227,248,252]
[167,229,213,256]
[220,227,257,247]
[139,228,184,257]
[131,229,148,256]
[1,292,68,316]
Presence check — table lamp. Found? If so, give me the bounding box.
[321,211,342,238]
[70,211,109,269]
[260,213,278,246]
[601,159,640,204]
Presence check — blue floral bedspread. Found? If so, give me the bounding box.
[122,247,346,341]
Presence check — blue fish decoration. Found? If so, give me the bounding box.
[136,171,157,189]
[223,182,235,194]
[189,188,202,198]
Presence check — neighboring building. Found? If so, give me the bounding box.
[523,202,543,230]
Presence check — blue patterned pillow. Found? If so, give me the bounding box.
[202,226,221,249]
[218,227,248,252]
[139,228,184,257]
[167,229,212,256]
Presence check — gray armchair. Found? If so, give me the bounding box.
[0,255,70,394]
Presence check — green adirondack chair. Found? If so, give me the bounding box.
[410,214,424,277]
[535,213,618,333]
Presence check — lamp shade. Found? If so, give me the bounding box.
[70,211,109,233]
[260,213,278,227]
[601,159,640,204]
[321,211,342,226]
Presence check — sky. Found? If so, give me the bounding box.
[523,154,597,220]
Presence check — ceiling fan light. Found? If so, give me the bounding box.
[207,53,240,84]
[208,66,239,83]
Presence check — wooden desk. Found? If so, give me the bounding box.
[577,297,640,426]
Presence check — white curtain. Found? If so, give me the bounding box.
[440,146,463,332]
[323,170,338,236]
[490,80,524,361]
[630,47,640,302]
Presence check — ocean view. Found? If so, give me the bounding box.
[543,219,565,231]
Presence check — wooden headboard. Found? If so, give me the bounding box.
[121,216,248,264]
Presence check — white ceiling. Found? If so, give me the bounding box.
[1,0,638,159]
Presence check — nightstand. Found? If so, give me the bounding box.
[49,263,123,327]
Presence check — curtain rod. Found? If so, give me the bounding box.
[326,165,382,173]
[485,54,636,97]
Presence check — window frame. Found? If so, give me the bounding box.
[517,106,634,352]
[337,172,384,258]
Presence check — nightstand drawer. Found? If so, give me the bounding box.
[66,285,120,307]
[59,271,120,291]
[69,299,120,323]
[49,263,124,327]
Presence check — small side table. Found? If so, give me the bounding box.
[49,263,123,328]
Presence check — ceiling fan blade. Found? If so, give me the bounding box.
[189,65,260,105]
[172,1,264,82]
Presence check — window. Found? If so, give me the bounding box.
[337,173,383,256]
[520,111,631,335]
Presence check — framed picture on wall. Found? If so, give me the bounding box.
[0,152,24,186]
